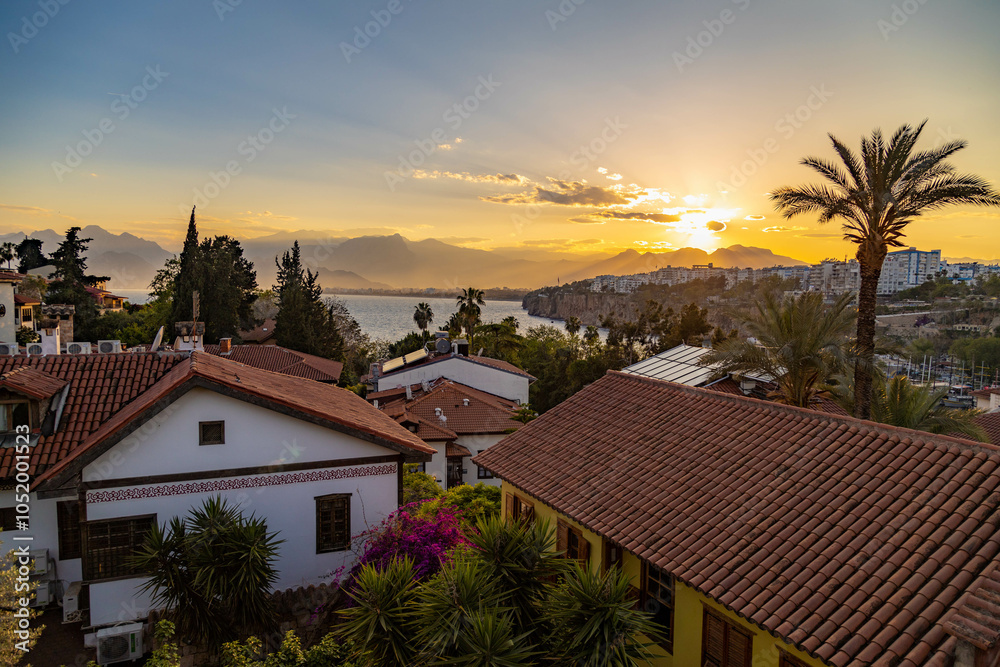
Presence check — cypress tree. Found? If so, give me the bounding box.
[45,227,108,342]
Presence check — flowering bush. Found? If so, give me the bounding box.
[340,504,470,587]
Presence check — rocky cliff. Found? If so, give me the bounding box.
[522,292,634,326]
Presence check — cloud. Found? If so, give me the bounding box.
[762,225,807,233]
[958,234,983,239]
[607,173,622,181]
[430,236,491,246]
[706,221,726,232]
[797,232,843,238]
[597,167,608,174]
[236,210,298,224]
[413,170,529,185]
[481,178,635,207]
[745,214,766,221]
[0,204,79,222]
[571,210,684,224]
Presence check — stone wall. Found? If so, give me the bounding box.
[147,581,342,666]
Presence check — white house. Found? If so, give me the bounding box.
[0,350,432,636]
[369,379,524,489]
[370,349,533,405]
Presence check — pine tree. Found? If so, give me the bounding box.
[274,242,345,361]
[45,227,109,342]
[171,207,203,325]
[14,237,46,274]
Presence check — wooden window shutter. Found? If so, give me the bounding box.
[779,654,808,667]
[522,502,534,524]
[727,626,752,667]
[702,609,726,667]
[556,519,569,553]
[505,493,515,520]
[578,536,590,566]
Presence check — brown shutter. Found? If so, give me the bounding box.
[579,535,590,567]
[702,609,725,667]
[522,502,535,524]
[728,626,752,667]
[556,519,569,553]
[505,493,515,520]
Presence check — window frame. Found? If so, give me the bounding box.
[642,561,675,654]
[0,400,33,434]
[57,500,81,560]
[701,607,753,667]
[556,519,590,565]
[505,493,534,524]
[778,652,809,667]
[315,493,351,554]
[198,420,225,446]
[83,514,156,582]
[476,450,493,479]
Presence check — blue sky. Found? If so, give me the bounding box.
[1,0,998,260]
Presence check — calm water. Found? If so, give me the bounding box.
[114,291,563,341]
[332,294,559,341]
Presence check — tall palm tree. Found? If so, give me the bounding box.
[700,291,855,408]
[413,301,433,332]
[456,287,486,343]
[0,242,15,270]
[564,316,582,336]
[770,121,1000,419]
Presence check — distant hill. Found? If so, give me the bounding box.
[0,225,808,291]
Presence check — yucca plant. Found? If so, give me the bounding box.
[338,558,420,667]
[545,565,663,666]
[437,609,537,667]
[132,496,283,648]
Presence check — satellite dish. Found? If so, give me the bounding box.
[151,326,164,352]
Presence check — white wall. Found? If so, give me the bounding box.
[0,282,14,343]
[421,434,505,490]
[86,463,398,626]
[377,357,529,404]
[85,388,392,483]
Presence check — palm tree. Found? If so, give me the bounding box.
[564,316,582,336]
[413,302,433,332]
[831,373,987,442]
[700,291,855,408]
[771,122,1000,419]
[456,287,486,343]
[0,242,14,270]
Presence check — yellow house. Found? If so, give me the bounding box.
[474,371,1000,667]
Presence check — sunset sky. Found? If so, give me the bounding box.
[1,0,998,262]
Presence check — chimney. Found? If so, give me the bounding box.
[219,338,232,354]
[405,385,413,400]
[463,398,469,407]
[373,399,379,409]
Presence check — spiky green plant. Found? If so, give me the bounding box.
[545,565,663,666]
[436,609,537,666]
[338,558,420,667]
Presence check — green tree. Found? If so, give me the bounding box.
[456,287,486,344]
[0,243,14,270]
[339,558,419,666]
[14,238,46,274]
[413,302,433,332]
[771,121,1000,418]
[45,227,109,342]
[402,464,444,504]
[132,496,283,649]
[564,316,581,336]
[0,550,43,664]
[274,242,345,361]
[701,292,856,408]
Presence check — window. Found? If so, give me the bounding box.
[643,563,675,653]
[476,451,493,479]
[412,462,426,473]
[199,420,225,445]
[603,540,623,572]
[702,608,752,667]
[505,493,534,524]
[0,401,31,434]
[83,515,155,581]
[316,494,350,553]
[57,500,81,560]
[0,507,16,532]
[556,519,590,564]
[779,653,809,667]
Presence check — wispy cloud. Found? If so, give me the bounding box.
[762,225,807,233]
[570,210,684,224]
[745,214,766,221]
[0,203,80,223]
[413,170,529,185]
[481,178,635,207]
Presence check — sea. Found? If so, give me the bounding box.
[111,291,564,342]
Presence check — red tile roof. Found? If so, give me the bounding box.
[239,318,277,344]
[36,351,433,488]
[0,271,22,283]
[377,380,522,436]
[944,562,1000,651]
[14,294,40,305]
[0,352,187,479]
[0,367,67,400]
[474,371,1000,667]
[202,343,343,382]
[976,412,1000,446]
[971,387,1000,399]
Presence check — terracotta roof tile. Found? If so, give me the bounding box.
[238,318,277,344]
[203,343,343,382]
[474,371,1000,667]
[0,367,67,399]
[375,380,522,436]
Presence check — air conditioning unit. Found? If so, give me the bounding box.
[0,343,18,356]
[63,580,83,623]
[26,343,44,356]
[96,623,144,664]
[98,340,122,354]
[28,580,50,608]
[29,549,48,575]
[66,342,92,355]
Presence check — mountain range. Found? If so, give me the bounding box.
[1,226,809,291]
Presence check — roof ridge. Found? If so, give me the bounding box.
[607,369,1000,456]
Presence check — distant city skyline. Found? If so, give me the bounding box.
[2,1,998,263]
